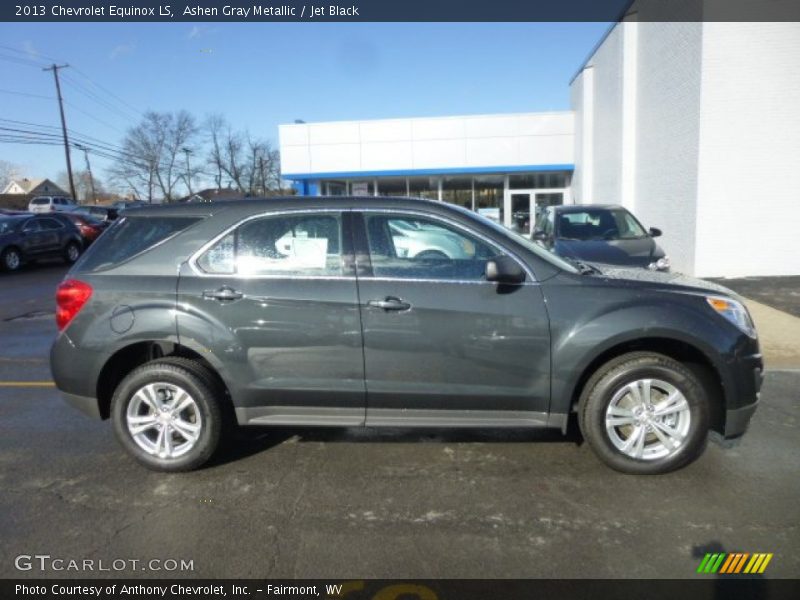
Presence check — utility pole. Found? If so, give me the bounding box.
[75,144,97,204]
[182,147,193,198]
[43,64,77,201]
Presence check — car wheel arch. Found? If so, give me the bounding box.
[563,335,727,436]
[95,340,233,420]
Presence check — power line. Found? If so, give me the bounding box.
[0,43,62,64]
[0,88,54,100]
[71,67,145,119]
[61,73,142,122]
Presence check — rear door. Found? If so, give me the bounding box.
[353,210,552,427]
[19,218,50,256]
[177,209,366,426]
[36,217,65,253]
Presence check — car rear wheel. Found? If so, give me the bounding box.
[578,351,709,474]
[2,247,22,271]
[64,241,81,264]
[111,361,223,472]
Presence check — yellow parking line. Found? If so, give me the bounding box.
[0,381,55,387]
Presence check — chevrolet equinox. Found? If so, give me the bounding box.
[50,197,763,474]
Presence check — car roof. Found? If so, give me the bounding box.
[121,195,456,218]
[553,204,624,213]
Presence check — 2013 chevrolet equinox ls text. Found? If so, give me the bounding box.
[50,197,763,474]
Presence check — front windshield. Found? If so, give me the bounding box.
[451,205,579,274]
[557,208,647,241]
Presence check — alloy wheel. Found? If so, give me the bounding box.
[604,378,691,461]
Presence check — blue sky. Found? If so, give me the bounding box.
[0,22,608,189]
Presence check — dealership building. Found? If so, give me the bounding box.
[279,16,800,277]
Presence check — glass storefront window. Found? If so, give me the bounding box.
[509,172,568,189]
[474,176,504,223]
[377,178,407,197]
[350,181,375,196]
[408,177,439,200]
[441,177,472,209]
[324,181,347,196]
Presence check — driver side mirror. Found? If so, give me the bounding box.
[649,227,662,237]
[485,256,526,284]
[532,229,547,241]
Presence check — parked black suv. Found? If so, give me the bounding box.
[1,213,84,272]
[50,197,762,474]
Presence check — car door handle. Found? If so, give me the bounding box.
[367,297,411,311]
[202,287,243,302]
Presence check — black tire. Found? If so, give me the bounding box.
[1,246,22,272]
[63,241,81,264]
[578,351,710,475]
[111,361,223,472]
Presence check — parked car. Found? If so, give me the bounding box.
[70,205,119,222]
[533,205,670,271]
[63,212,108,246]
[28,195,76,214]
[0,213,83,271]
[50,197,761,474]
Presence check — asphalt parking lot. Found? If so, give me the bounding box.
[0,266,798,579]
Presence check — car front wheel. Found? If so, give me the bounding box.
[111,361,223,472]
[578,351,709,474]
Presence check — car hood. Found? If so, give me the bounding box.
[555,237,663,268]
[590,264,738,297]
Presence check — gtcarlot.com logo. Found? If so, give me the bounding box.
[696,552,773,575]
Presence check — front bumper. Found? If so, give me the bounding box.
[722,358,763,438]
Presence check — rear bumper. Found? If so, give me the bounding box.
[62,391,103,420]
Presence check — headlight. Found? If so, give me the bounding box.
[647,256,670,271]
[706,295,756,338]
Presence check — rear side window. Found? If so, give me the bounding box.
[75,216,199,272]
[197,213,343,277]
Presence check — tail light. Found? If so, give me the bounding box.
[56,279,92,331]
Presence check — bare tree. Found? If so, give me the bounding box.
[109,110,198,202]
[204,116,281,195]
[0,160,22,191]
[56,170,103,203]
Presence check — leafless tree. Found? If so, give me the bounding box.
[109,110,199,202]
[204,116,281,195]
[56,170,104,203]
[0,160,22,191]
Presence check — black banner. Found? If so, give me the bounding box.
[3,0,800,22]
[4,579,800,600]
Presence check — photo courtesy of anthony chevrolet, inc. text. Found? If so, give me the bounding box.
[0,1,798,599]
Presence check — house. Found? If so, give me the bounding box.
[2,178,69,197]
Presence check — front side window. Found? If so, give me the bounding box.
[197,213,343,277]
[364,214,501,281]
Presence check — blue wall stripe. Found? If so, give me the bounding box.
[282,164,574,181]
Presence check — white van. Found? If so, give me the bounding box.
[28,196,76,213]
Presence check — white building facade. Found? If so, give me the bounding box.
[572,19,800,277]
[279,14,800,278]
[279,112,575,233]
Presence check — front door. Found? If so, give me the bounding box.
[177,210,366,426]
[353,211,551,426]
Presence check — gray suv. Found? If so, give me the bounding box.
[50,197,763,474]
